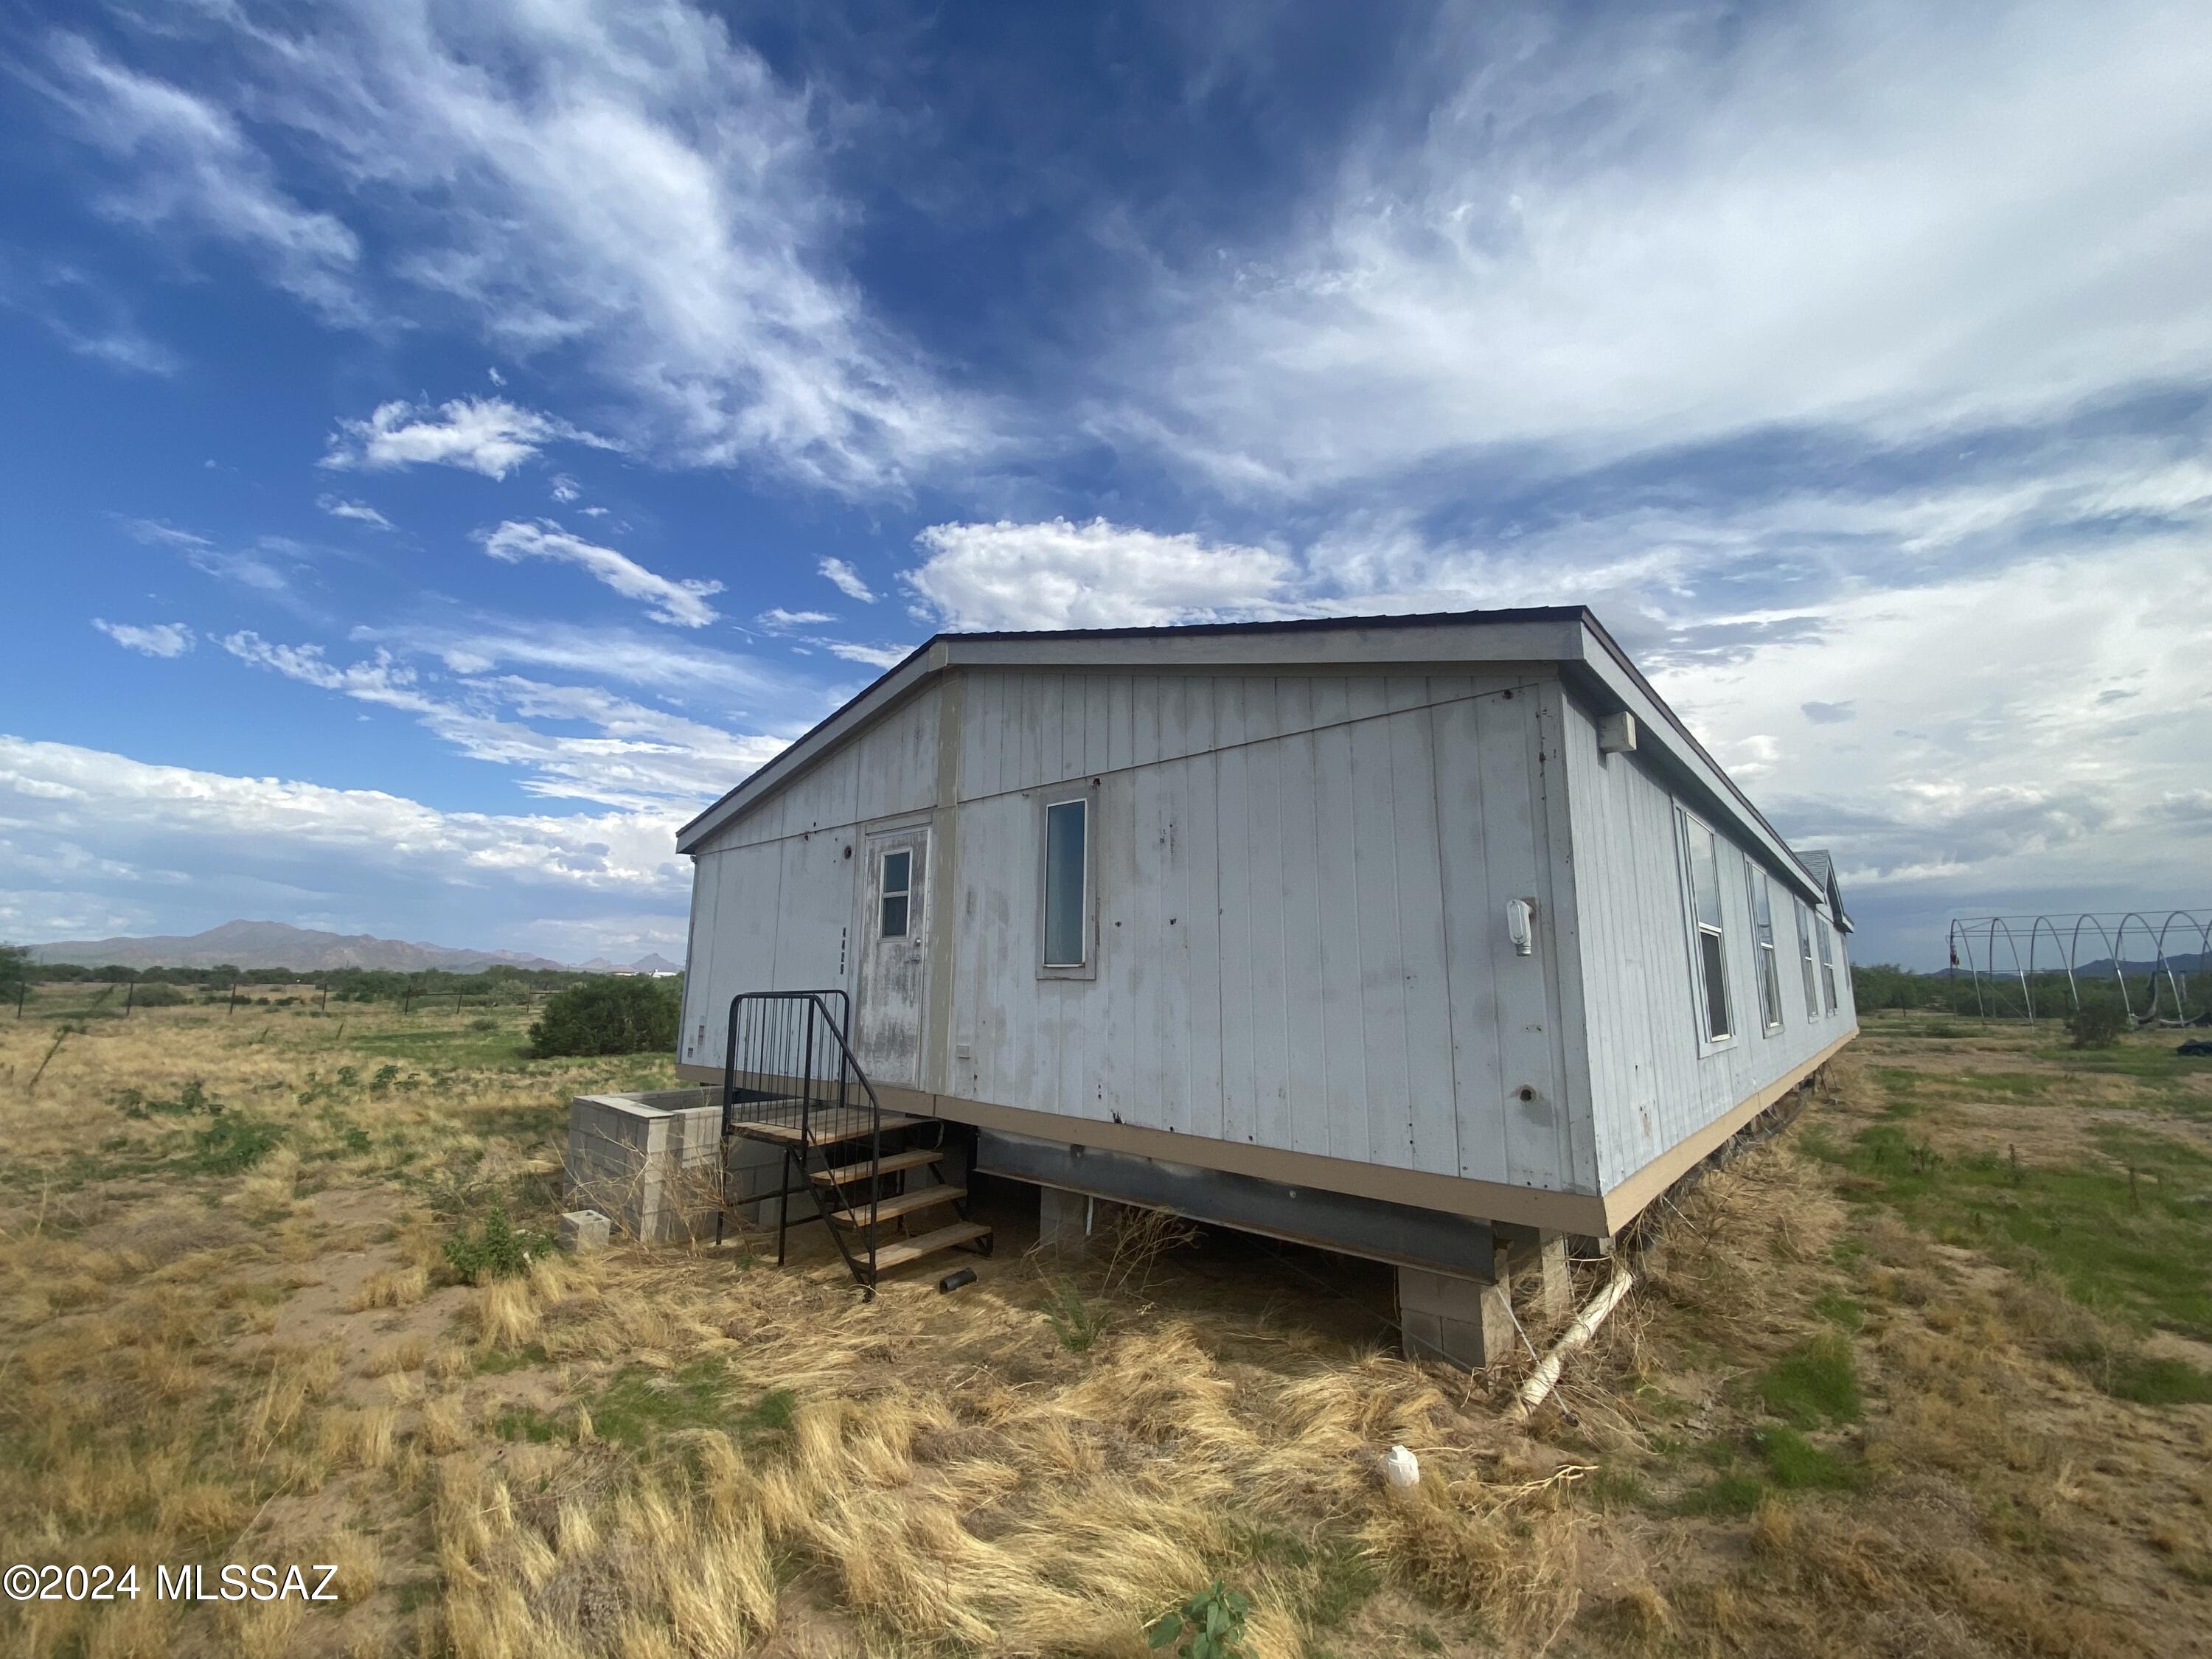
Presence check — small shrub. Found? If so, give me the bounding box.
[1042,1281,1103,1352]
[369,1063,401,1093]
[528,977,679,1057]
[131,983,188,1007]
[442,1199,554,1284]
[1147,1580,1251,1659]
[2068,1001,2126,1048]
[188,1113,285,1175]
[469,1015,499,1032]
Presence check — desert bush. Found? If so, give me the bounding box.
[529,975,678,1057]
[130,982,188,1008]
[2067,999,2126,1048]
[442,1200,554,1284]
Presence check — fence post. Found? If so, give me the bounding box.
[15,982,24,1019]
[125,978,135,1017]
[321,983,329,1012]
[456,990,464,1015]
[228,981,239,1015]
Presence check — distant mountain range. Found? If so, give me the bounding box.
[25,919,681,975]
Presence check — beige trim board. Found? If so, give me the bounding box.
[1596,1028,1858,1233]
[675,1065,1611,1234]
[678,1026,1857,1239]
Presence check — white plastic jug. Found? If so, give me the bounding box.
[1384,1444,1420,1491]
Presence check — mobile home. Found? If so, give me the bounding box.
[667,608,1857,1363]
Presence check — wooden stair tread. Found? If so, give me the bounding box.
[867,1221,992,1271]
[811,1147,941,1185]
[727,1107,924,1147]
[831,1183,965,1226]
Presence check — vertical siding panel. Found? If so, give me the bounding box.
[1108,675,1136,773]
[1352,716,1413,1169]
[1128,765,1166,1126]
[1133,675,1162,768]
[1309,675,1349,731]
[1433,695,1509,1183]
[1244,738,1293,1150]
[1346,675,1388,723]
[1476,691,1567,1190]
[1084,678,1112,775]
[1279,727,1333,1158]
[1307,723,1365,1162]
[1215,745,1258,1144]
[1394,707,1459,1177]
[1156,760,1192,1135]
[1185,754,1226,1141]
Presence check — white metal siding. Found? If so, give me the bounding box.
[939,670,1596,1194]
[1558,695,1854,1195]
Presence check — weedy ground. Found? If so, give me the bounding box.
[1,999,2209,1657]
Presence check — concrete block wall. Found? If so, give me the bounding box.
[565,1088,819,1243]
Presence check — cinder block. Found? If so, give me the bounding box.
[1397,1265,1517,1370]
[559,1209,611,1253]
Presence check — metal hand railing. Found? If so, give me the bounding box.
[720,990,886,1291]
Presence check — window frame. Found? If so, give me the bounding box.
[877,846,913,939]
[1796,900,1821,1020]
[1674,805,1737,1050]
[1817,916,1840,1015]
[1037,782,1101,981]
[1745,863,1784,1034]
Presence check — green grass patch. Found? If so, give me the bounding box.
[2100,1354,2212,1406]
[1755,1335,1861,1427]
[1672,1472,1767,1517]
[476,1343,551,1375]
[1753,1425,1864,1492]
[495,1405,565,1444]
[1811,1119,2212,1341]
[186,1113,285,1175]
[1042,1280,1104,1352]
[1812,1291,1864,1332]
[587,1358,792,1449]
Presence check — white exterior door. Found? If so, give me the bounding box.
[854,825,930,1087]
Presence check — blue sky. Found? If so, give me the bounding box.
[1,0,2207,969]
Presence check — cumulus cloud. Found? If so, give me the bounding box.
[905,518,1298,631]
[93,619,195,658]
[817,556,877,602]
[322,397,608,480]
[1801,700,1857,726]
[0,734,692,953]
[479,521,722,627]
[316,495,394,529]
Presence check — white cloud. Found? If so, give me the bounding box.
[479,520,722,628]
[550,473,581,503]
[119,517,318,602]
[818,556,877,602]
[316,494,394,530]
[35,33,362,324]
[904,518,1298,631]
[322,397,608,481]
[821,641,913,669]
[0,734,693,953]
[757,608,835,632]
[1113,3,2212,492]
[53,4,990,493]
[92,619,195,658]
[221,630,780,810]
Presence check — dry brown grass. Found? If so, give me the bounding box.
[4,1004,2208,1657]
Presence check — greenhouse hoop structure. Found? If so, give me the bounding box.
[1946,910,2211,1026]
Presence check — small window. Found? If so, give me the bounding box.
[1796,901,1820,1019]
[1746,866,1783,1033]
[1676,808,1733,1043]
[1043,798,1088,967]
[879,848,911,939]
[1818,917,1839,1015]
